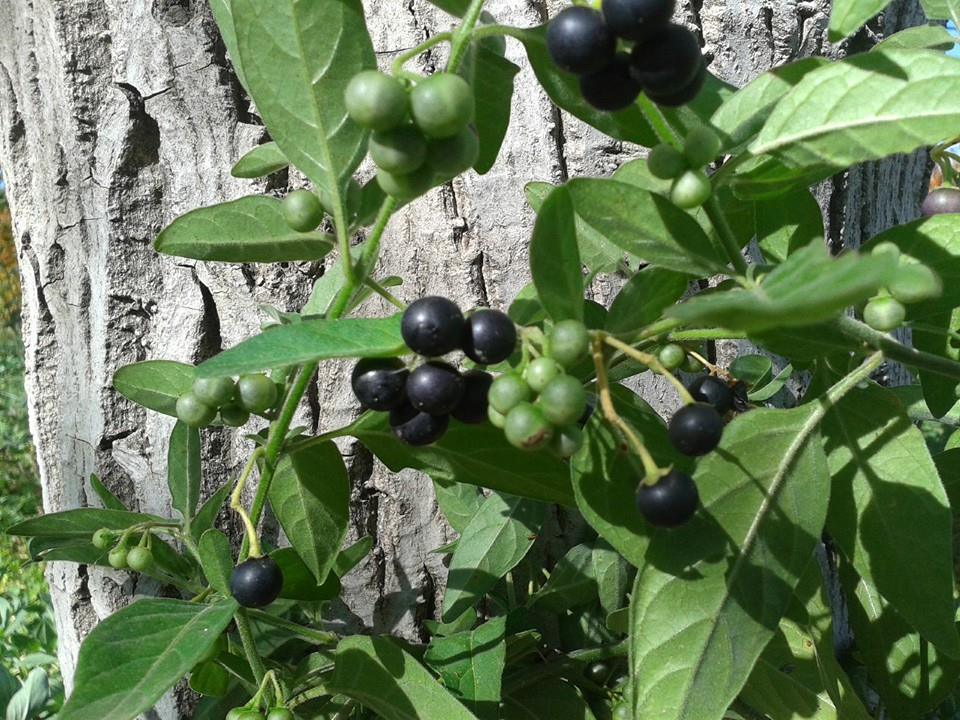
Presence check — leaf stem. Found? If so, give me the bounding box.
[635,93,681,149]
[835,315,960,381]
[391,32,454,76]
[447,0,489,73]
[602,333,695,404]
[247,609,339,646]
[819,351,884,413]
[236,609,267,686]
[703,193,749,275]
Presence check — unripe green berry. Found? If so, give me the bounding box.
[671,170,712,209]
[488,373,532,415]
[888,263,942,304]
[237,374,279,414]
[126,546,154,573]
[425,127,480,178]
[647,143,687,180]
[376,165,437,201]
[220,403,251,428]
[488,406,507,429]
[504,402,554,451]
[266,709,295,720]
[92,528,114,550]
[410,73,475,139]
[176,392,217,428]
[548,320,590,368]
[864,296,906,332]
[538,375,588,426]
[683,353,703,373]
[369,126,428,175]
[282,190,324,232]
[233,711,264,720]
[192,376,236,407]
[344,71,409,131]
[683,125,722,167]
[659,343,686,370]
[108,546,129,569]
[524,357,563,393]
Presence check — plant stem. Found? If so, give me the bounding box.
[703,193,749,275]
[447,0,488,72]
[362,277,405,310]
[356,196,399,281]
[602,333,695,404]
[819,351,884,413]
[391,32,453,75]
[247,609,339,646]
[669,327,746,342]
[835,315,960,381]
[636,93,681,148]
[232,448,265,559]
[236,609,267,686]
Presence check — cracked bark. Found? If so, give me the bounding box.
[0,0,928,716]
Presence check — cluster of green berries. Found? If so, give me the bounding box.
[647,125,721,209]
[352,297,517,446]
[226,706,294,720]
[862,242,943,333]
[176,373,280,429]
[92,528,155,572]
[344,70,479,201]
[487,320,592,458]
[546,0,705,111]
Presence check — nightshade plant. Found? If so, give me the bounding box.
[10,0,960,718]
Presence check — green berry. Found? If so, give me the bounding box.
[488,406,507,429]
[683,352,703,373]
[237,374,279,414]
[551,425,584,459]
[864,296,906,332]
[176,392,217,428]
[234,711,264,720]
[504,402,554,451]
[369,126,428,175]
[344,70,409,131]
[192,376,236,407]
[126,546,154,573]
[524,357,563,393]
[376,165,437,201]
[225,709,246,720]
[410,73,475,139]
[426,127,480,178]
[671,170,712,209]
[488,373,532,414]
[548,320,590,368]
[220,403,251,428]
[92,528,114,550]
[647,143,687,180]
[108,546,129,569]
[266,709,295,720]
[888,263,942,304]
[613,703,631,720]
[282,190,324,232]
[538,375,587,426]
[659,343,686,371]
[683,125,722,167]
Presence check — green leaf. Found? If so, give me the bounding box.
[334,536,374,578]
[530,187,584,322]
[433,480,484,534]
[829,0,894,41]
[232,0,375,191]
[329,636,480,720]
[921,0,957,19]
[197,315,405,378]
[425,0,470,16]
[822,383,960,657]
[188,662,230,699]
[755,188,825,263]
[531,544,596,612]
[606,267,688,337]
[629,404,831,720]
[168,422,201,527]
[191,481,231,543]
[209,0,248,90]
[88,473,126,511]
[348,411,575,506]
[272,547,341,601]
[113,360,194,418]
[875,25,958,51]
[502,678,598,720]
[231,142,289,179]
[0,664,18,713]
[423,618,507,720]
[8,508,164,539]
[443,493,544,622]
[6,668,49,720]
[59,598,237,720]
[268,442,349,585]
[752,50,960,172]
[667,241,896,332]
[471,47,519,175]
[155,196,334,263]
[198,529,233,596]
[593,540,630,615]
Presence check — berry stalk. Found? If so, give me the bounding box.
[448,0,490,73]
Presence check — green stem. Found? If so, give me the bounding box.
[471,23,527,42]
[356,196,399,280]
[669,327,746,342]
[247,609,339,646]
[835,315,960,381]
[703,193,749,275]
[391,32,453,75]
[447,0,488,72]
[819,351,884,413]
[636,93,681,149]
[362,277,405,310]
[236,609,267,686]
[504,640,629,692]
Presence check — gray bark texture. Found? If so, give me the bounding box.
[0,0,930,716]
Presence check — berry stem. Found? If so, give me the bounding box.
[447,0,489,73]
[231,447,265,559]
[635,93,681,149]
[703,194,750,275]
[247,609,339,646]
[362,277,405,310]
[834,315,960,382]
[390,32,454,76]
[602,333,696,405]
[236,609,267,686]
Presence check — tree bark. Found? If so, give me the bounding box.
[0,0,928,715]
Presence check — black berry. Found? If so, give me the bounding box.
[230,556,283,608]
[452,370,493,424]
[922,187,960,217]
[602,0,675,41]
[644,59,706,108]
[351,358,408,411]
[462,309,517,365]
[636,470,699,527]
[401,296,465,357]
[546,7,616,75]
[668,403,724,456]
[631,24,703,97]
[580,54,642,111]
[687,375,734,414]
[407,361,465,414]
[390,403,450,446]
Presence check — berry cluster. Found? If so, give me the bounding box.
[647,125,722,209]
[351,297,517,446]
[226,706,294,720]
[344,70,479,201]
[546,0,705,111]
[92,528,154,572]
[862,242,942,332]
[176,374,279,429]
[487,320,591,458]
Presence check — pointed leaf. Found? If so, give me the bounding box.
[198,529,233,596]
[168,422,201,526]
[231,142,289,179]
[530,187,584,322]
[471,47,519,175]
[424,618,507,720]
[829,0,894,41]
[8,508,164,539]
[606,267,688,337]
[191,481,231,543]
[89,473,126,512]
[113,360,194,418]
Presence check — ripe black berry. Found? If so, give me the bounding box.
[452,370,493,424]
[230,556,283,608]
[390,403,450,446]
[668,403,724,456]
[644,59,706,108]
[580,54,642,111]
[636,470,699,527]
[546,7,616,75]
[462,309,517,365]
[401,296,465,357]
[922,187,960,217]
[407,362,465,414]
[631,24,703,96]
[602,0,675,41]
[687,375,734,414]
[351,358,408,411]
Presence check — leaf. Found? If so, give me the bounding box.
[752,50,960,172]
[829,0,894,41]
[471,47,519,175]
[502,677,598,720]
[348,411,575,506]
[188,662,230,699]
[920,0,957,19]
[197,314,405,378]
[8,508,164,539]
[822,383,960,657]
[531,544,596,612]
[442,493,544,622]
[168,422,201,527]
[155,196,334,263]
[198,529,233,596]
[593,540,630,615]
[335,536,374,578]
[191,481,231,543]
[232,0,375,192]
[6,668,48,720]
[874,25,958,51]
[425,0,471,16]
[268,442,349,585]
[605,267,688,337]
[667,241,896,332]
[209,0,248,89]
[433,480,484,534]
[423,617,506,720]
[749,364,794,403]
[59,598,237,720]
[113,360,194,418]
[88,473,126,511]
[530,187,584,322]
[272,548,341,601]
[231,142,289,179]
[329,636,480,720]
[755,188,825,263]
[0,665,18,715]
[629,404,831,720]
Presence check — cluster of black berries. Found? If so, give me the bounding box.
[487,320,592,458]
[176,373,279,429]
[546,0,705,111]
[351,297,517,446]
[344,71,479,202]
[636,374,733,528]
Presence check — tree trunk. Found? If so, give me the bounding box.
[0,0,928,715]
